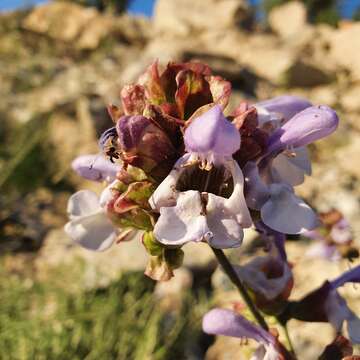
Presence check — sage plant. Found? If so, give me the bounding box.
[65,61,359,358]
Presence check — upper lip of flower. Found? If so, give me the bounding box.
[202,308,281,358]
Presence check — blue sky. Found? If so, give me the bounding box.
[0,0,157,14]
[1,0,359,18]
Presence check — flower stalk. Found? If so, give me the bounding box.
[210,246,269,331]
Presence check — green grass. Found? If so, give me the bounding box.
[0,266,210,360]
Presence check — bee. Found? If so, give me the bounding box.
[99,126,121,163]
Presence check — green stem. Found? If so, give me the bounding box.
[283,323,296,356]
[210,247,269,331]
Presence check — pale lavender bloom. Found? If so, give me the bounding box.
[151,157,251,248]
[325,266,360,344]
[64,185,117,251]
[256,95,312,124]
[331,218,353,244]
[150,106,252,249]
[185,104,240,166]
[305,217,353,261]
[267,105,339,155]
[203,309,281,359]
[306,241,340,261]
[330,265,360,289]
[235,246,293,301]
[244,161,318,234]
[72,154,121,182]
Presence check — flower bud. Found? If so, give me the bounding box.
[267,105,339,154]
[116,115,177,179]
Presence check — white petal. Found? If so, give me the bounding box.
[149,154,190,210]
[263,344,281,360]
[251,344,280,360]
[64,211,116,251]
[153,190,210,246]
[347,313,360,344]
[250,345,267,360]
[261,183,319,234]
[99,180,117,208]
[305,242,339,261]
[225,160,252,227]
[67,190,101,219]
[271,147,311,186]
[206,193,244,249]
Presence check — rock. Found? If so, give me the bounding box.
[22,2,98,42]
[35,228,148,289]
[77,14,114,50]
[153,0,251,36]
[285,59,334,87]
[113,14,152,44]
[240,40,296,85]
[330,23,360,81]
[340,84,360,112]
[47,98,98,183]
[309,85,338,107]
[268,1,308,39]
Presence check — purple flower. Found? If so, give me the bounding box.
[267,105,339,154]
[244,162,318,234]
[203,308,282,359]
[184,105,240,166]
[150,156,252,248]
[235,247,293,303]
[329,265,360,289]
[305,210,355,261]
[150,106,251,249]
[289,265,360,344]
[115,114,176,176]
[71,154,121,182]
[256,95,312,125]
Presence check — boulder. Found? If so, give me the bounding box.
[22,2,97,42]
[268,1,308,39]
[340,84,360,112]
[330,23,360,81]
[77,14,114,50]
[153,0,251,36]
[239,36,296,85]
[285,59,334,87]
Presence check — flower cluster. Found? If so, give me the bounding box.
[65,61,360,358]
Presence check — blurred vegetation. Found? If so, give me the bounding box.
[353,6,360,20]
[0,266,211,359]
[262,0,341,26]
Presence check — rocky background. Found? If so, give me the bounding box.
[0,1,359,359]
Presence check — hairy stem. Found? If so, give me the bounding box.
[210,247,269,330]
